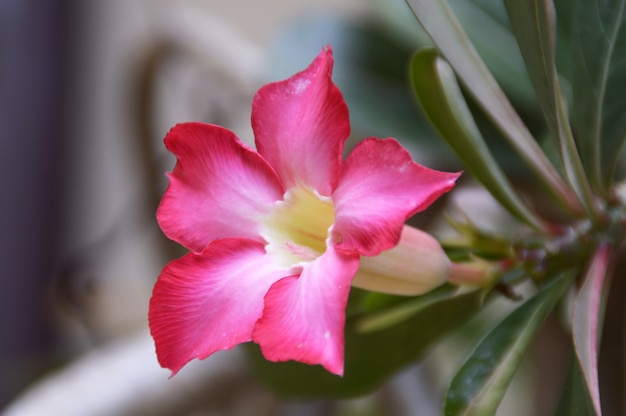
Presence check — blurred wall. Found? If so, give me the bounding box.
[0,0,71,407]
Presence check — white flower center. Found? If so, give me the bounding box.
[260,185,335,269]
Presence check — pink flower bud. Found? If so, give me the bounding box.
[352,225,450,295]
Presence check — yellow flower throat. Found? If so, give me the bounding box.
[260,185,335,268]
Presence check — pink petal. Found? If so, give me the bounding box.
[149,238,288,375]
[157,122,284,252]
[252,47,350,196]
[252,245,359,376]
[333,138,460,256]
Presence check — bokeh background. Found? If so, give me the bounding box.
[1,1,551,414]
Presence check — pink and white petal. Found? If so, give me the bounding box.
[149,238,288,376]
[252,245,359,376]
[333,138,460,256]
[157,122,284,252]
[252,47,349,196]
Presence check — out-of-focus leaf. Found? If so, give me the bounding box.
[373,0,537,109]
[450,0,536,108]
[504,0,596,219]
[553,1,575,84]
[570,0,626,192]
[444,272,573,416]
[356,284,469,333]
[572,244,612,416]
[555,355,597,416]
[248,287,486,398]
[404,0,581,213]
[410,49,545,231]
[504,0,558,139]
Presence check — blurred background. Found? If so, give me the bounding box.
[1,0,547,414]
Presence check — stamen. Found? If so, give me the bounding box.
[286,241,320,261]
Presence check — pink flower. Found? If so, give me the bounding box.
[149,47,459,377]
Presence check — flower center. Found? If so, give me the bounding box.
[260,185,335,269]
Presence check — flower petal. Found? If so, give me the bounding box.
[333,138,460,256]
[252,47,349,196]
[149,238,287,375]
[157,122,284,252]
[252,244,359,376]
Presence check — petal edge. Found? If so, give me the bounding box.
[252,245,359,376]
[334,138,460,256]
[252,47,350,196]
[149,238,286,375]
[157,122,283,252]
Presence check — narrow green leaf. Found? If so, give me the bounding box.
[570,0,626,192]
[374,0,537,108]
[450,0,537,109]
[248,288,486,398]
[555,355,597,416]
[444,273,573,416]
[572,243,613,416]
[404,0,582,213]
[410,49,545,231]
[356,284,467,333]
[504,0,597,219]
[504,0,558,138]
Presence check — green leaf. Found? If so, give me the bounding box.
[450,0,537,109]
[444,273,573,416]
[404,0,582,213]
[356,284,467,333]
[248,287,486,398]
[572,244,612,416]
[373,0,538,109]
[503,0,597,219]
[555,355,598,416]
[410,49,545,231]
[504,0,559,140]
[570,0,626,192]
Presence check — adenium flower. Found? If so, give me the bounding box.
[149,47,459,377]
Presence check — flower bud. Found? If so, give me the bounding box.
[351,225,450,296]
